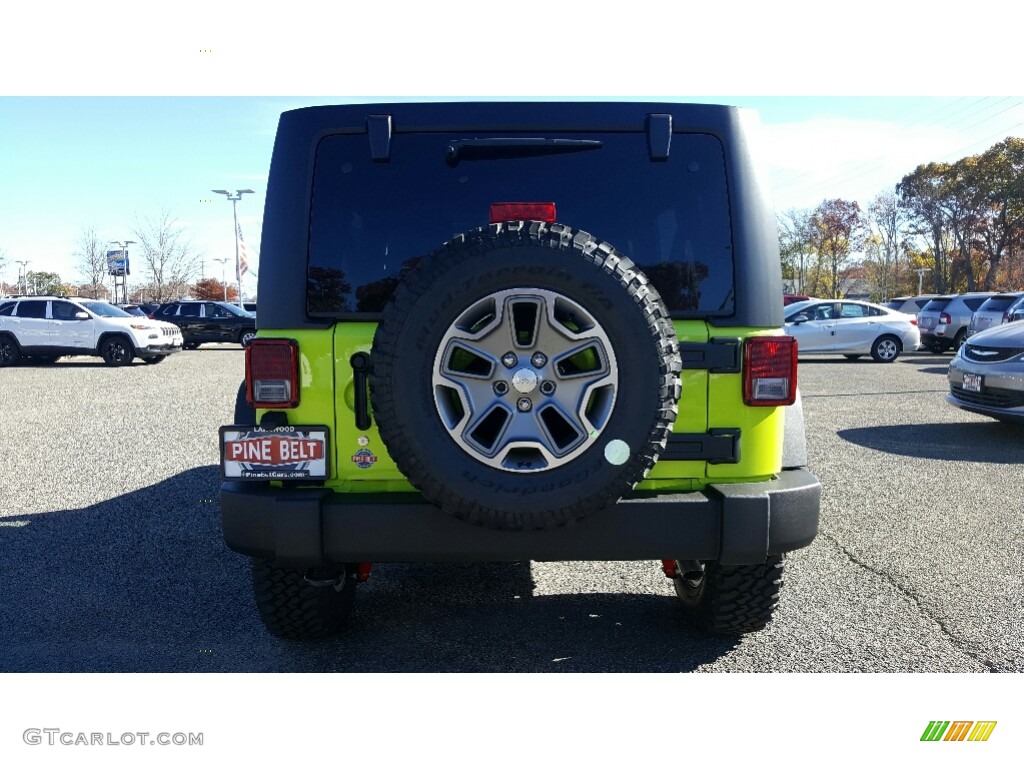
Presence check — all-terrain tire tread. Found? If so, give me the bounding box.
[680,555,784,634]
[250,560,355,641]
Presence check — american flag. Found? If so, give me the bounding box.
[236,221,250,278]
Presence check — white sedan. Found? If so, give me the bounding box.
[784,299,921,362]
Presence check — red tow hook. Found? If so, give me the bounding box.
[356,563,373,583]
[660,560,678,579]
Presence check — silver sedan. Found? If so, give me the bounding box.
[947,322,1024,424]
[784,299,921,362]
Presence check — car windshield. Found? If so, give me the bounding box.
[784,301,815,320]
[80,301,131,318]
[218,303,249,317]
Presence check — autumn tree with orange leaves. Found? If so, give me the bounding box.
[805,199,869,298]
[192,277,238,302]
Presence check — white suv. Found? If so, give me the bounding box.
[0,296,183,366]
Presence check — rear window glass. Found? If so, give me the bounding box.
[308,131,734,317]
[883,300,902,310]
[978,296,1020,311]
[963,297,989,311]
[16,300,47,318]
[921,298,951,312]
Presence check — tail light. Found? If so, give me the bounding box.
[910,318,918,326]
[939,312,952,325]
[490,202,556,223]
[246,339,299,408]
[744,336,797,407]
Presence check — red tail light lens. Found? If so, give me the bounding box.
[490,202,556,223]
[246,339,299,409]
[744,336,797,407]
[910,318,918,326]
[940,312,952,325]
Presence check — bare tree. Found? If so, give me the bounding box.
[74,225,109,298]
[867,189,908,299]
[777,208,814,294]
[133,210,204,302]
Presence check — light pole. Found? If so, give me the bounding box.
[212,189,254,308]
[15,260,30,295]
[212,257,229,301]
[916,268,932,295]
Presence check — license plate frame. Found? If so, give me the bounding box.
[219,425,330,480]
[962,372,983,393]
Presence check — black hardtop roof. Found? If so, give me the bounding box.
[281,101,750,131]
[259,100,783,331]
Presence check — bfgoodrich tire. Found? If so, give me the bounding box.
[673,555,784,634]
[251,560,356,641]
[370,221,682,531]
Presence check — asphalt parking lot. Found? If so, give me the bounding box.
[1,347,1021,672]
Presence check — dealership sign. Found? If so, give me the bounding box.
[106,249,129,276]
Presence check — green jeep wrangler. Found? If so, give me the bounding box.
[219,101,820,640]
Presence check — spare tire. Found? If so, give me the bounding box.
[370,221,681,531]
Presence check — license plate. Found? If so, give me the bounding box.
[220,425,329,480]
[962,372,983,393]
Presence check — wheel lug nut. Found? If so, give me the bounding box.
[539,380,556,395]
[531,352,547,368]
[493,380,509,396]
[502,352,518,368]
[516,397,532,412]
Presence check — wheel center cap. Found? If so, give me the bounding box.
[511,368,538,394]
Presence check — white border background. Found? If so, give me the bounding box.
[2,3,1021,766]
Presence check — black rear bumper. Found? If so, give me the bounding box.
[220,470,820,567]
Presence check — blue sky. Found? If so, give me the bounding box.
[2,4,1020,295]
[3,95,1022,293]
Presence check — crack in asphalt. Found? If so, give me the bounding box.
[818,530,998,672]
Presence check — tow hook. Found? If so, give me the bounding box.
[304,563,373,586]
[303,568,347,588]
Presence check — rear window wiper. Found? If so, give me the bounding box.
[446,138,602,166]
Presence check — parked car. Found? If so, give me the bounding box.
[947,322,1024,423]
[966,292,1024,338]
[882,294,938,316]
[783,299,920,362]
[1007,294,1024,324]
[152,300,257,348]
[243,303,257,314]
[116,304,148,317]
[783,293,810,306]
[917,293,996,353]
[0,296,183,366]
